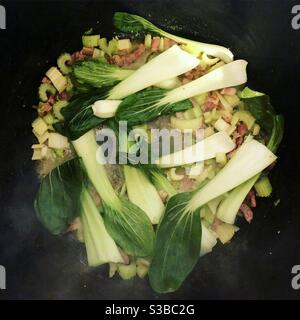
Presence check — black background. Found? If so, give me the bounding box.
[0,0,300,300]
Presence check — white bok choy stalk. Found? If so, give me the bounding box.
[108,45,199,99]
[185,139,277,212]
[156,131,235,168]
[80,186,124,266]
[216,174,259,224]
[123,165,165,224]
[200,222,218,257]
[158,60,248,106]
[72,130,155,257]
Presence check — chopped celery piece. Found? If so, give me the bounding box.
[82,34,100,47]
[118,262,137,280]
[214,118,230,132]
[201,206,215,224]
[183,106,202,120]
[48,132,69,149]
[194,92,208,106]
[99,37,108,53]
[214,223,237,244]
[32,117,48,136]
[32,149,42,160]
[117,39,132,51]
[252,123,261,136]
[57,53,72,75]
[216,152,227,166]
[232,110,255,130]
[167,168,184,181]
[159,37,164,51]
[203,111,212,124]
[144,34,152,49]
[224,94,240,107]
[46,67,67,93]
[38,83,56,102]
[53,100,68,120]
[42,113,55,125]
[170,116,203,130]
[108,38,118,56]
[254,176,272,197]
[204,126,215,138]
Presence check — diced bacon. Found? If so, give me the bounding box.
[182,77,192,84]
[221,87,237,96]
[184,65,206,81]
[81,47,94,56]
[109,44,145,67]
[151,37,160,51]
[203,94,219,112]
[42,77,51,84]
[179,176,194,192]
[240,203,253,223]
[235,136,243,147]
[237,123,248,136]
[59,91,70,101]
[41,102,52,113]
[247,190,257,208]
[47,95,56,105]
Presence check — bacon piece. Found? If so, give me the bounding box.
[151,37,160,51]
[59,91,70,101]
[81,47,94,56]
[237,123,248,136]
[184,65,206,81]
[42,76,51,84]
[247,190,257,208]
[109,44,145,67]
[203,93,219,111]
[47,95,56,106]
[221,87,237,96]
[179,176,194,192]
[240,203,253,223]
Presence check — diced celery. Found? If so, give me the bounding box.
[214,118,230,132]
[108,38,118,56]
[201,206,215,225]
[252,123,260,136]
[38,83,56,102]
[48,132,69,149]
[194,92,208,106]
[144,34,152,49]
[46,67,67,93]
[118,262,137,280]
[203,111,212,124]
[170,116,203,130]
[167,168,184,181]
[159,37,164,51]
[53,100,68,120]
[37,131,49,144]
[204,126,215,138]
[32,117,48,136]
[216,152,227,166]
[232,110,255,130]
[224,94,240,107]
[99,38,108,53]
[82,34,100,47]
[117,39,132,51]
[32,149,42,160]
[43,113,55,125]
[57,53,72,75]
[254,176,272,197]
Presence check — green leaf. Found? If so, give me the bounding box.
[53,89,109,140]
[149,192,201,293]
[102,197,155,257]
[34,158,83,235]
[240,87,284,153]
[116,88,193,126]
[73,60,134,89]
[113,12,162,36]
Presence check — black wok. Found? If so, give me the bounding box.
[0,0,300,300]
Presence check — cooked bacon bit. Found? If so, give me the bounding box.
[109,44,145,67]
[151,37,160,51]
[203,93,219,112]
[221,87,237,96]
[42,76,51,84]
[81,47,94,56]
[59,91,70,101]
[184,65,206,81]
[227,149,237,159]
[159,190,168,203]
[69,51,86,64]
[235,136,244,147]
[47,95,56,105]
[179,176,194,192]
[182,77,191,84]
[237,123,248,136]
[240,203,253,223]
[40,102,52,113]
[247,190,257,208]
[66,217,81,233]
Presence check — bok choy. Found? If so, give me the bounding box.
[113,12,234,62]
[149,139,277,292]
[116,60,247,125]
[72,129,155,257]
